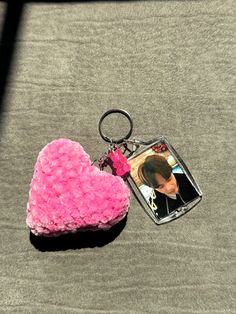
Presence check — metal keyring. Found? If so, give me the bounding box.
[98,109,133,144]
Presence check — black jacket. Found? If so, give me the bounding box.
[149,173,199,218]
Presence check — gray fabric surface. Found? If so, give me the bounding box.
[0,1,235,313]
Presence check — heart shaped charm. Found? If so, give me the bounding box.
[26,138,130,236]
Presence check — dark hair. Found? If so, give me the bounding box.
[138,155,172,188]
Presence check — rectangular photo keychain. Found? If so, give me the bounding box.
[98,109,202,225]
[127,137,202,224]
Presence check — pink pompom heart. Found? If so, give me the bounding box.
[26,138,130,236]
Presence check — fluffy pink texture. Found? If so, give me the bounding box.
[26,138,130,236]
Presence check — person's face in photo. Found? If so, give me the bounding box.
[137,154,180,196]
[155,173,178,195]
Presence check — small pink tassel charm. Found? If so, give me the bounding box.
[108,148,131,178]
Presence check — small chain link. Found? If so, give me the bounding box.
[93,138,154,169]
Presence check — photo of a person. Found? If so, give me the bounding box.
[137,155,199,218]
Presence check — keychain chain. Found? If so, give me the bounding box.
[94,138,158,179]
[96,139,133,170]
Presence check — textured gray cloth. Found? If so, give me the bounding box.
[0,1,235,313]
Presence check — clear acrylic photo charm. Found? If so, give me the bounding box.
[98,109,203,225]
[127,137,202,224]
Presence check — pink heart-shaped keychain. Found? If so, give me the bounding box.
[26,138,130,236]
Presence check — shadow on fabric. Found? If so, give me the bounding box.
[29,214,128,251]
